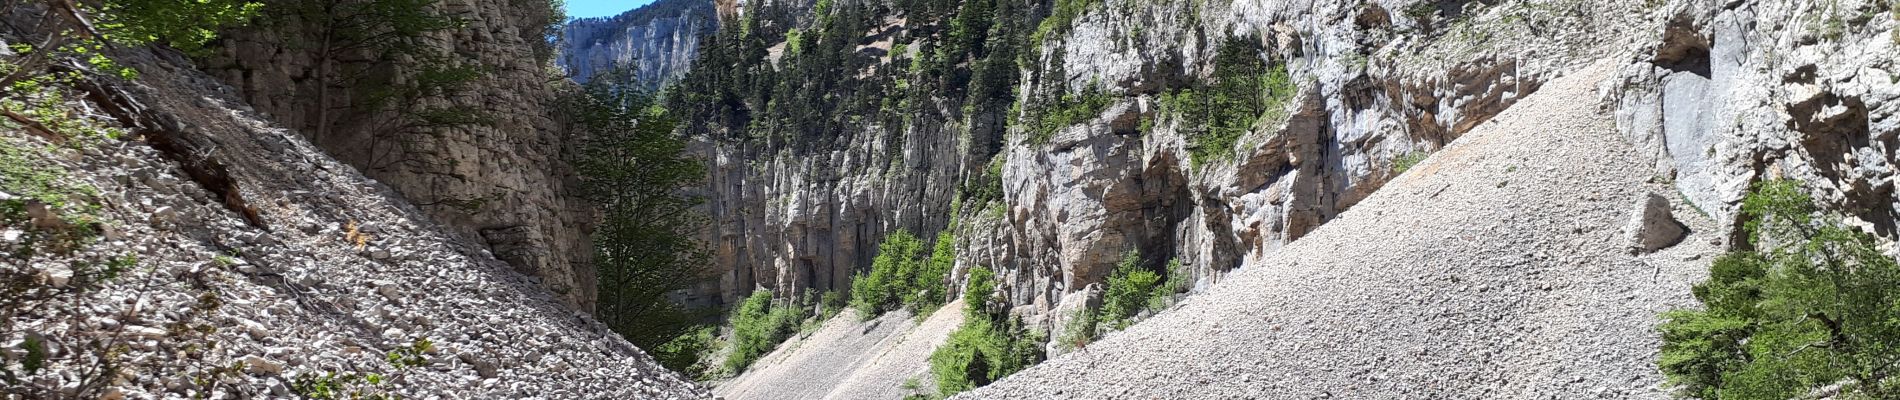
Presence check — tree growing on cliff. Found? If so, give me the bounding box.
[566,66,713,374]
[1659,180,1900,399]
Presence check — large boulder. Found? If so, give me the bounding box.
[1626,193,1687,254]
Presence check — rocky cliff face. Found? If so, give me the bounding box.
[0,5,708,395]
[1609,0,1900,246]
[203,0,600,308]
[668,0,1599,316]
[672,0,1899,346]
[558,0,717,88]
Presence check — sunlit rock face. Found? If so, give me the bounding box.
[558,0,717,89]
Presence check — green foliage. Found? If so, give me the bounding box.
[1057,305,1097,351]
[655,325,719,380]
[851,229,955,318]
[0,138,98,226]
[18,337,45,376]
[291,371,399,400]
[93,0,263,52]
[928,266,1043,397]
[962,265,997,317]
[1149,258,1187,311]
[1031,0,1100,45]
[784,28,804,55]
[959,154,1006,206]
[1022,85,1115,145]
[1392,152,1428,174]
[290,336,432,399]
[820,290,846,319]
[1159,38,1296,166]
[1099,250,1160,330]
[569,67,716,374]
[384,337,433,369]
[723,290,811,374]
[1659,180,1900,399]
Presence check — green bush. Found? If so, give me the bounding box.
[915,231,957,310]
[723,290,809,374]
[820,290,845,319]
[929,266,1043,397]
[1057,305,1097,351]
[1099,250,1160,330]
[1160,38,1296,166]
[1659,180,1900,399]
[851,230,955,318]
[1148,258,1187,311]
[654,326,718,381]
[1392,152,1428,174]
[1023,86,1116,145]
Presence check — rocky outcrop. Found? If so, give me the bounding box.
[203,0,600,308]
[558,0,717,88]
[1608,0,1900,244]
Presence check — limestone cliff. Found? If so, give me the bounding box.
[0,3,708,396]
[664,0,1900,348]
[203,0,600,308]
[558,0,717,88]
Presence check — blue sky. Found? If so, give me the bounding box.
[566,0,656,19]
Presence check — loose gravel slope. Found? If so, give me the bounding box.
[717,300,966,400]
[963,62,1719,399]
[2,46,707,398]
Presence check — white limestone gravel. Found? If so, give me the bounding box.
[1,45,709,399]
[716,299,967,400]
[961,62,1721,399]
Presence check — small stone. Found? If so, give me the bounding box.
[124,326,166,339]
[43,265,72,288]
[459,353,499,379]
[150,206,178,225]
[98,387,126,400]
[377,282,400,301]
[243,355,285,375]
[238,320,269,340]
[24,201,64,229]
